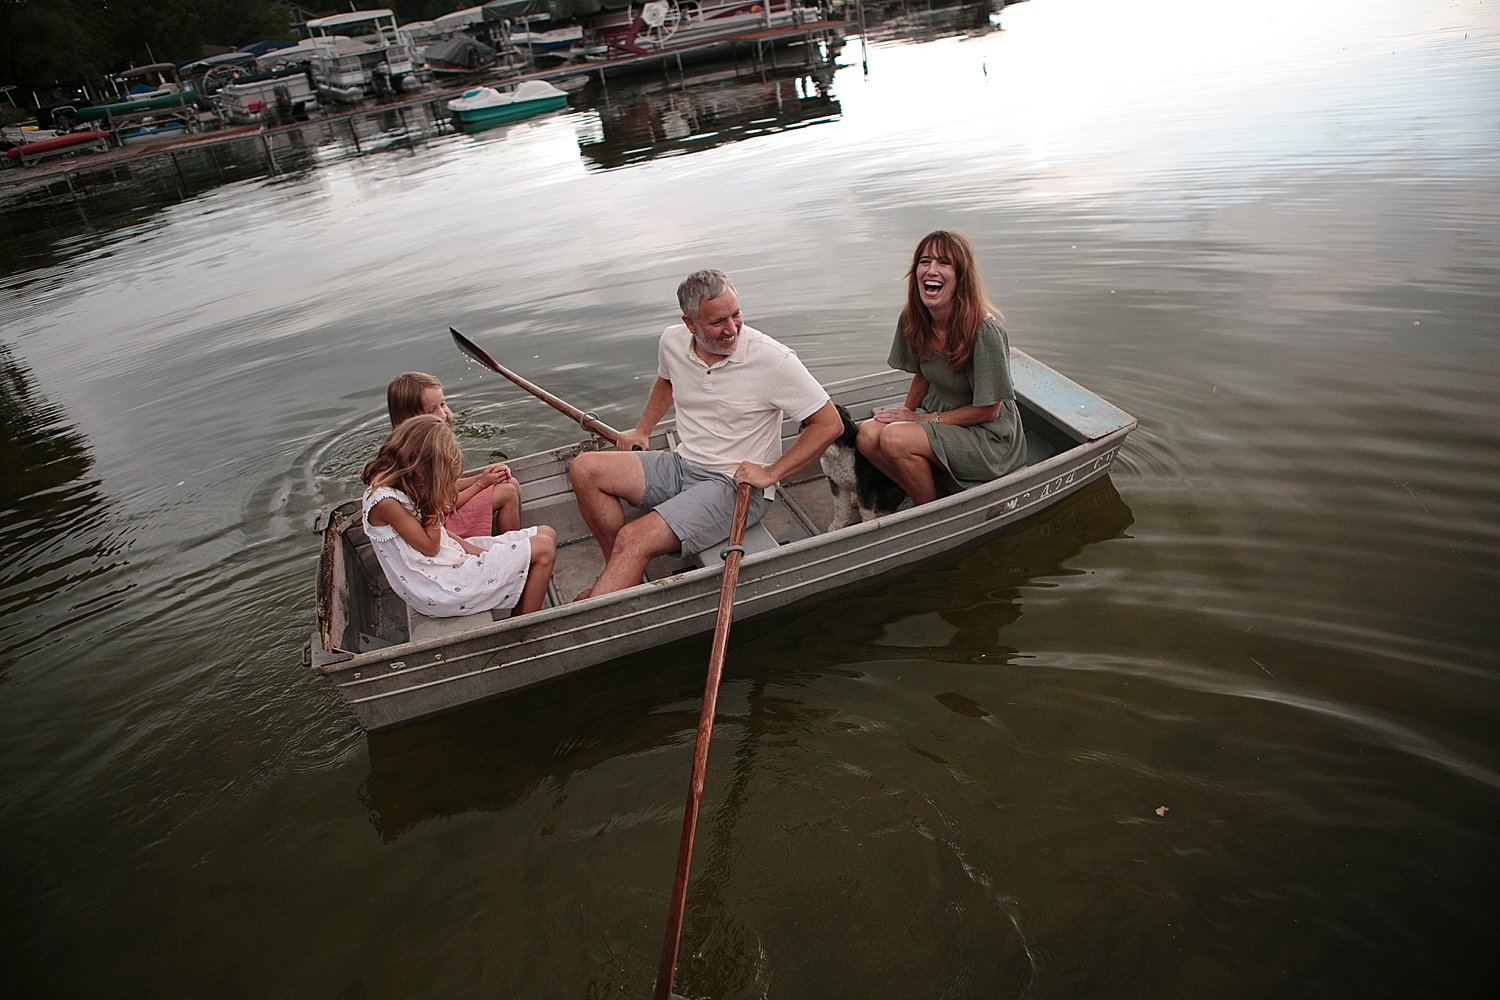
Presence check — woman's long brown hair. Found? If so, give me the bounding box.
[361,413,463,526]
[899,230,1003,371]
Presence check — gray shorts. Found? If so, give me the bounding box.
[637,451,770,557]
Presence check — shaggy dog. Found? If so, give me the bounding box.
[820,404,907,529]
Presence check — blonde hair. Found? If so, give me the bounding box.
[387,371,442,428]
[899,230,1004,371]
[361,414,463,525]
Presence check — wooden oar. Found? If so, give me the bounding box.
[450,326,623,445]
[655,482,754,1000]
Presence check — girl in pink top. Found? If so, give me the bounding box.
[386,371,521,537]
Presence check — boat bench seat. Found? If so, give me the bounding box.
[689,520,779,569]
[404,524,778,641]
[407,605,510,645]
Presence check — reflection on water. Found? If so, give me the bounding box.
[361,477,1132,842]
[859,0,1006,44]
[580,67,841,169]
[0,343,124,673]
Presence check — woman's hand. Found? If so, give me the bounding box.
[873,406,922,424]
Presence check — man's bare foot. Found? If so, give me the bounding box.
[572,586,593,603]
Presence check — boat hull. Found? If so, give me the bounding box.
[117,121,190,145]
[309,356,1136,731]
[218,72,320,124]
[448,82,571,129]
[72,91,206,124]
[450,94,569,128]
[4,129,111,161]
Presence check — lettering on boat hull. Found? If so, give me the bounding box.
[986,448,1119,522]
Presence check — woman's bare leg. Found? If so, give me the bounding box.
[858,420,939,505]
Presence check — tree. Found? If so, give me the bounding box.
[0,0,295,107]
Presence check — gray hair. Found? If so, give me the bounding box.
[676,269,737,319]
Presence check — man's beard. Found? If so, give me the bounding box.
[694,332,735,356]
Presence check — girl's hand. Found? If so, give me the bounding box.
[455,534,487,557]
[477,463,512,486]
[873,406,920,424]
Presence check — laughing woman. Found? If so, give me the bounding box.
[856,230,1026,505]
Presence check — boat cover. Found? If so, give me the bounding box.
[425,36,498,70]
[239,40,299,58]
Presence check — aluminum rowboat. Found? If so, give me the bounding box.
[306,351,1136,731]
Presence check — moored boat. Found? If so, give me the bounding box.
[589,0,805,56]
[447,80,570,129]
[305,8,422,103]
[116,118,190,146]
[68,88,208,125]
[423,35,499,76]
[65,63,209,128]
[3,128,111,163]
[307,353,1136,731]
[217,69,320,125]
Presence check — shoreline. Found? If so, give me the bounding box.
[1,20,851,196]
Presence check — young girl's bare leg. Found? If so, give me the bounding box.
[514,526,556,614]
[491,482,523,534]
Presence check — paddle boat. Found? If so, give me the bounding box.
[306,344,1137,732]
[447,80,570,129]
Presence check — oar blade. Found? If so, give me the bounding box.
[449,326,623,446]
[450,326,503,373]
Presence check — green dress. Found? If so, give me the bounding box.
[887,317,1027,494]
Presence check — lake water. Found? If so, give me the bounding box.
[2,0,1498,996]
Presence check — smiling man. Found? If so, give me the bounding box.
[568,269,841,599]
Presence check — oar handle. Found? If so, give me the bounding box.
[654,482,753,1000]
[450,327,624,445]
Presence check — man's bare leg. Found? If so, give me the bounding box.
[569,451,647,559]
[588,511,681,598]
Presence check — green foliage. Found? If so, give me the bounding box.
[0,0,294,108]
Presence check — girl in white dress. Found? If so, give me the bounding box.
[361,414,556,618]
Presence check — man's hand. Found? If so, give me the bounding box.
[616,429,649,452]
[733,462,777,490]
